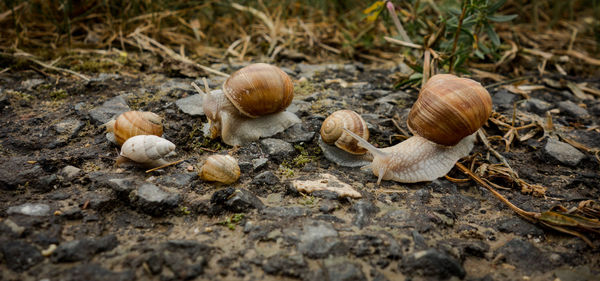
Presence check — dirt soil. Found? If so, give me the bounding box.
[0,61,599,281]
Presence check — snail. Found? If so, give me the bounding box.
[105,111,163,146]
[343,74,492,184]
[117,135,176,168]
[198,154,240,184]
[318,110,372,167]
[201,63,301,146]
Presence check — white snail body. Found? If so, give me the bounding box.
[118,135,175,167]
[202,63,300,146]
[342,74,492,184]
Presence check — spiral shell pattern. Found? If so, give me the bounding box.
[199,154,240,184]
[114,111,163,146]
[320,110,369,154]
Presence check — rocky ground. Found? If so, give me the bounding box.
[0,62,599,281]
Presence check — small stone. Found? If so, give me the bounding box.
[134,184,181,216]
[544,139,586,166]
[211,187,265,213]
[260,138,295,160]
[107,177,138,193]
[262,206,311,219]
[252,171,280,186]
[293,174,362,199]
[492,90,518,109]
[61,263,133,281]
[52,235,118,263]
[155,173,198,187]
[7,203,51,216]
[322,260,367,281]
[0,240,44,272]
[262,253,307,278]
[524,98,552,115]
[296,63,329,79]
[494,239,549,273]
[297,220,345,258]
[252,158,269,171]
[401,249,466,279]
[558,100,589,118]
[279,123,315,143]
[53,119,83,140]
[61,165,82,180]
[83,192,114,211]
[175,94,204,116]
[350,200,379,228]
[21,78,45,90]
[496,218,544,237]
[88,94,130,125]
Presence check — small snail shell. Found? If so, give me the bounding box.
[321,110,369,154]
[113,111,163,146]
[407,74,492,146]
[199,155,240,184]
[118,135,175,167]
[223,63,294,118]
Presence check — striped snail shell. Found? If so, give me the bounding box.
[199,154,240,184]
[113,111,163,146]
[320,110,369,155]
[119,135,175,167]
[407,74,492,146]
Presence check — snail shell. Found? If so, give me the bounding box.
[223,63,294,118]
[119,135,175,167]
[199,154,240,184]
[113,111,163,146]
[407,74,492,146]
[320,110,369,154]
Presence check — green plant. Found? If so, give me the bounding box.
[218,213,245,230]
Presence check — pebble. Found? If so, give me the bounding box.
[61,165,82,180]
[296,63,330,79]
[155,173,198,188]
[350,200,379,228]
[134,184,181,216]
[492,90,518,109]
[252,158,269,172]
[524,98,552,115]
[52,235,119,262]
[297,220,345,258]
[494,238,549,273]
[7,203,51,216]
[260,138,295,160]
[262,253,307,278]
[496,217,544,237]
[401,249,466,279]
[322,259,367,281]
[210,187,265,213]
[61,263,133,281]
[88,94,130,125]
[53,119,83,140]
[558,100,590,118]
[0,240,44,272]
[261,206,311,219]
[279,123,315,143]
[107,177,138,193]
[175,94,204,116]
[293,174,362,199]
[543,139,586,166]
[251,171,280,186]
[21,78,45,90]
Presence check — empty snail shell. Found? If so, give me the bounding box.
[199,154,240,184]
[341,74,492,184]
[106,111,163,146]
[201,63,300,146]
[321,110,369,155]
[407,74,492,146]
[118,135,175,168]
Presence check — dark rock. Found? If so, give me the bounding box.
[7,203,51,216]
[297,220,345,258]
[492,90,518,109]
[61,263,134,281]
[427,179,458,194]
[211,187,265,213]
[350,200,379,229]
[88,94,130,125]
[252,158,269,171]
[61,207,83,220]
[440,194,480,214]
[322,260,367,281]
[84,191,115,211]
[260,138,295,160]
[401,249,466,279]
[558,100,590,118]
[155,173,197,188]
[252,171,280,186]
[411,188,431,205]
[262,206,311,219]
[52,234,118,262]
[525,98,552,115]
[494,239,549,273]
[0,240,43,272]
[146,253,164,275]
[53,118,83,140]
[496,218,544,237]
[319,200,338,214]
[134,183,181,216]
[412,230,428,250]
[160,240,212,280]
[175,94,204,116]
[279,123,315,143]
[47,191,70,200]
[107,177,138,193]
[543,139,586,166]
[262,253,307,278]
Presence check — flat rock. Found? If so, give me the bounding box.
[260,138,295,160]
[134,184,181,215]
[211,187,265,213]
[0,240,44,272]
[261,206,311,219]
[524,98,553,115]
[175,94,204,116]
[107,177,138,193]
[155,173,198,187]
[297,220,345,258]
[558,100,590,118]
[279,123,315,143]
[494,238,549,273]
[88,94,130,125]
[293,174,362,199]
[262,253,307,278]
[252,171,280,186]
[496,217,544,237]
[544,139,586,166]
[61,165,82,180]
[401,249,466,279]
[7,203,51,216]
[52,235,119,263]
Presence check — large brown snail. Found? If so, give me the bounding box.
[344,74,492,184]
[106,111,163,146]
[201,63,300,146]
[318,110,372,167]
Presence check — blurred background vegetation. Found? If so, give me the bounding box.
[0,0,599,79]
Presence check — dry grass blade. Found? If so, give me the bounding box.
[383,36,422,49]
[10,52,90,81]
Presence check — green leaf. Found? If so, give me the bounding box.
[488,14,517,22]
[474,49,485,59]
[488,0,507,13]
[485,23,501,46]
